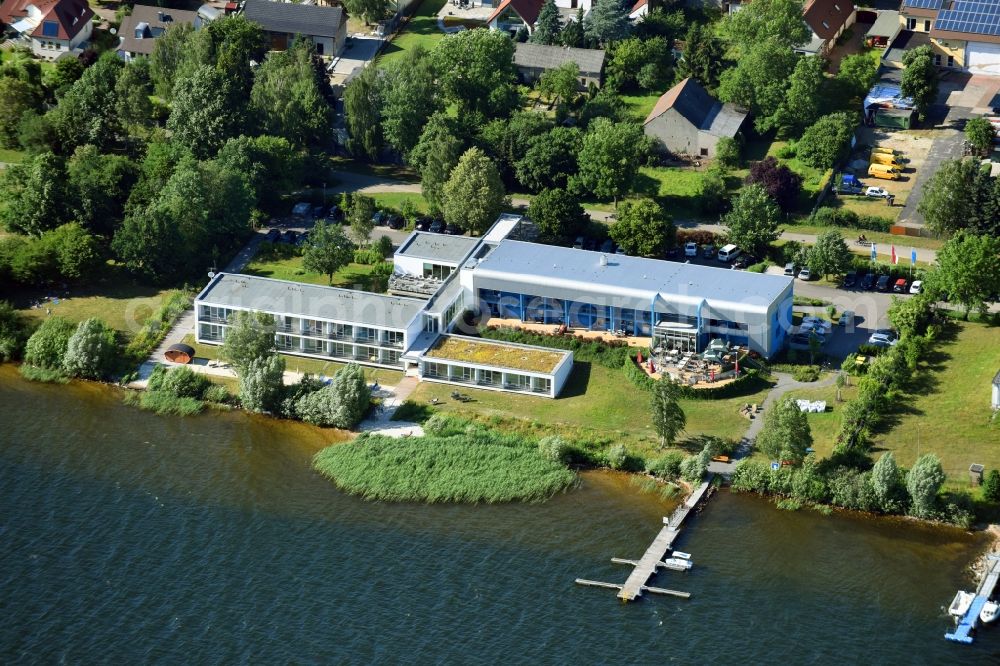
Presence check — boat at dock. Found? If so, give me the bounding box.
[945,556,1000,644]
[663,557,693,571]
[671,551,692,560]
[949,591,974,617]
[981,601,999,624]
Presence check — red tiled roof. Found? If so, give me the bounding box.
[630,0,647,14]
[803,0,854,40]
[0,0,93,41]
[486,0,544,27]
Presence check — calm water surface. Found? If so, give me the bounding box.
[0,366,994,664]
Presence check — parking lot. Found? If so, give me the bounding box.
[836,128,936,218]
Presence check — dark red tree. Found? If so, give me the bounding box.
[746,156,803,212]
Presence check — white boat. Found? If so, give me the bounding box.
[981,601,999,624]
[662,557,693,571]
[949,591,975,617]
[671,551,692,560]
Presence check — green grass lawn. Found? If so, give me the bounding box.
[786,220,945,252]
[376,0,448,68]
[9,274,186,337]
[180,334,404,385]
[621,92,662,123]
[370,192,430,214]
[327,157,420,184]
[877,321,1000,487]
[0,148,25,164]
[784,383,859,460]
[405,362,775,457]
[243,254,390,291]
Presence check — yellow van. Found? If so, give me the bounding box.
[868,163,900,180]
[870,152,903,168]
[871,146,900,157]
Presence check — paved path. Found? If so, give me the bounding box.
[357,375,424,437]
[707,371,840,476]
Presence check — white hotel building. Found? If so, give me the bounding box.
[195,215,794,398]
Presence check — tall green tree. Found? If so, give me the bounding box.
[380,46,439,157]
[796,112,856,169]
[23,316,75,370]
[347,194,377,245]
[608,198,674,256]
[0,76,41,148]
[115,59,154,137]
[906,453,945,519]
[149,22,195,98]
[48,53,123,152]
[432,29,519,117]
[561,8,585,47]
[441,147,508,235]
[303,220,355,284]
[574,118,645,203]
[62,317,117,380]
[0,151,69,236]
[343,64,383,159]
[917,158,990,235]
[343,0,390,25]
[251,40,332,148]
[836,53,879,102]
[931,232,1000,317]
[651,377,685,448]
[42,56,84,100]
[901,45,939,120]
[806,229,853,280]
[239,353,286,413]
[167,66,243,159]
[722,183,781,259]
[676,23,727,91]
[412,114,464,214]
[478,111,552,181]
[527,188,587,243]
[538,62,581,109]
[514,126,582,192]
[772,55,825,138]
[531,0,562,45]
[584,0,631,45]
[723,0,810,50]
[756,397,812,465]
[67,145,138,238]
[869,452,906,514]
[221,311,277,375]
[965,116,997,156]
[718,40,798,133]
[203,14,267,97]
[217,135,304,212]
[607,37,672,93]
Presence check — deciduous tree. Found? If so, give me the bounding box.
[796,112,856,169]
[348,194,377,245]
[836,53,879,102]
[23,316,75,369]
[48,53,123,152]
[149,22,195,98]
[514,126,582,192]
[901,45,939,120]
[806,229,853,280]
[343,0,390,25]
[67,145,137,238]
[167,65,242,158]
[413,115,464,214]
[718,40,798,133]
[239,353,286,413]
[756,397,812,465]
[343,64,383,159]
[651,377,685,448]
[380,46,439,157]
[608,198,674,256]
[965,116,997,156]
[304,220,355,284]
[931,231,1000,317]
[0,76,41,147]
[433,29,518,117]
[745,156,802,211]
[0,151,69,236]
[251,40,332,148]
[772,55,825,138]
[221,310,277,375]
[538,61,580,109]
[527,188,587,242]
[62,317,117,380]
[906,453,945,518]
[722,183,781,259]
[441,147,508,235]
[723,0,810,50]
[574,118,645,203]
[869,452,906,513]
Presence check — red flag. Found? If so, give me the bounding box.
[891,245,897,265]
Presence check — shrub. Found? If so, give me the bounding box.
[680,453,706,483]
[353,246,384,265]
[0,301,30,362]
[716,136,741,168]
[147,365,213,400]
[983,469,1000,502]
[775,498,802,511]
[62,317,118,380]
[731,459,771,493]
[792,365,821,382]
[646,451,684,480]
[390,400,435,422]
[295,363,371,428]
[239,354,286,413]
[127,390,205,416]
[202,384,229,404]
[123,291,190,365]
[23,316,75,370]
[376,235,394,258]
[606,443,627,470]
[538,435,571,464]
[775,143,796,159]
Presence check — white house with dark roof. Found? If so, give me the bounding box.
[242,0,346,56]
[642,78,748,159]
[513,42,606,88]
[0,0,92,58]
[118,5,201,61]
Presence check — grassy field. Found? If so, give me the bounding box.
[786,221,945,251]
[370,192,430,214]
[0,148,25,164]
[878,321,1000,486]
[179,334,404,385]
[10,278,185,337]
[243,254,390,290]
[621,92,662,122]
[327,157,420,183]
[376,0,448,68]
[405,362,774,455]
[784,382,859,460]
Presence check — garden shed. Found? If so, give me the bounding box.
[164,343,196,364]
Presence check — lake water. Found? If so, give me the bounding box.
[0,366,993,664]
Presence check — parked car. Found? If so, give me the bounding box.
[583,238,597,251]
[291,201,311,217]
[861,273,876,290]
[295,231,309,246]
[718,244,741,262]
[444,223,462,235]
[842,271,857,288]
[684,242,698,257]
[616,245,627,255]
[732,255,750,269]
[893,278,909,293]
[801,316,833,334]
[868,330,898,347]
[784,262,796,276]
[839,174,863,195]
[573,236,585,250]
[282,229,297,243]
[387,214,404,230]
[600,239,615,253]
[665,246,680,258]
[876,275,891,291]
[865,186,890,198]
[702,244,715,259]
[839,310,855,327]
[414,217,431,232]
[909,280,924,294]
[326,205,343,222]
[312,205,325,218]
[265,228,281,242]
[798,267,812,280]
[428,219,445,233]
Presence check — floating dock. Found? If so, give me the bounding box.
[575,477,713,602]
[945,555,1000,644]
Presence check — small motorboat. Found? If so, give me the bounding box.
[671,551,692,560]
[981,601,999,624]
[662,557,693,571]
[949,591,975,617]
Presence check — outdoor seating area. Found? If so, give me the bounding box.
[636,339,747,388]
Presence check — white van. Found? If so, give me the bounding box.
[718,244,741,262]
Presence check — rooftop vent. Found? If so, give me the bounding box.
[599,254,608,267]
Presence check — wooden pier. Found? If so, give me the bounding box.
[945,555,1000,644]
[574,477,714,602]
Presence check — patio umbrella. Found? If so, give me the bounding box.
[648,360,654,373]
[637,351,643,364]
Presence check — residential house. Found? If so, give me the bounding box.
[243,0,346,56]
[118,5,200,61]
[795,0,856,56]
[513,42,605,88]
[629,0,648,20]
[486,0,544,35]
[643,77,748,159]
[894,0,1000,75]
[0,0,92,59]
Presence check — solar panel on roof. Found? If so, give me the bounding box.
[934,0,1000,35]
[904,0,944,9]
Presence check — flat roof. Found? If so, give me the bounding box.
[196,273,425,329]
[396,232,479,265]
[482,214,524,243]
[867,10,900,37]
[470,240,792,313]
[424,334,568,374]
